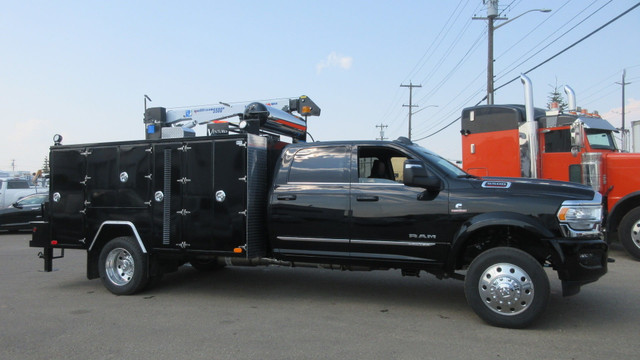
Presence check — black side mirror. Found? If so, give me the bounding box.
[403,160,442,191]
[12,202,23,209]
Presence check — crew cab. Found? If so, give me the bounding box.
[30,100,608,328]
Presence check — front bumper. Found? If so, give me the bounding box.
[548,238,608,296]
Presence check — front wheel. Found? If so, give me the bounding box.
[619,207,640,260]
[464,247,550,328]
[98,236,149,295]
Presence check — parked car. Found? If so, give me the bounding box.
[0,193,48,231]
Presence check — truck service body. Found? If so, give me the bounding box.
[461,75,640,259]
[31,95,607,328]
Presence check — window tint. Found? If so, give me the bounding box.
[288,146,348,183]
[7,180,30,189]
[18,194,47,205]
[544,129,571,153]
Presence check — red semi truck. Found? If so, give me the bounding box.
[461,74,640,259]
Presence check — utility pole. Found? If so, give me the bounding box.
[617,69,631,131]
[617,69,631,151]
[473,1,550,104]
[401,82,421,140]
[376,123,388,141]
[473,0,502,105]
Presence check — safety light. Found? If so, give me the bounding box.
[301,106,312,115]
[233,247,243,254]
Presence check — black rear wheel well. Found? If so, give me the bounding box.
[87,224,139,279]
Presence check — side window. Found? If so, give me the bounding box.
[358,147,409,183]
[7,180,30,189]
[288,146,349,183]
[544,129,571,153]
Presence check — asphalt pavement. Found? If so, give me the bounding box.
[1,232,639,360]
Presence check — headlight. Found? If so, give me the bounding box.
[557,205,602,230]
[557,195,603,237]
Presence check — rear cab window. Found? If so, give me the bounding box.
[287,146,349,183]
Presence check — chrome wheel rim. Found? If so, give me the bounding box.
[105,248,134,286]
[630,218,640,250]
[478,263,533,316]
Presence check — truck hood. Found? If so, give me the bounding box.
[471,176,597,201]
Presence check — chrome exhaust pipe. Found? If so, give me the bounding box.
[564,85,576,112]
[520,74,539,178]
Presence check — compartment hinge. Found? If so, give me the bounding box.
[176,241,191,249]
[177,177,191,184]
[176,209,191,216]
[177,144,192,152]
[80,175,92,185]
[235,140,247,148]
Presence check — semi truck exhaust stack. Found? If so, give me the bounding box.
[564,85,577,112]
[520,74,539,178]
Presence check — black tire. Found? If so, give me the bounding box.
[464,247,550,329]
[98,236,149,295]
[619,207,640,260]
[190,258,225,272]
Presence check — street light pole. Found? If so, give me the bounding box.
[401,82,422,140]
[144,94,152,111]
[474,1,551,104]
[409,105,438,140]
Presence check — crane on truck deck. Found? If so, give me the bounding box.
[461,74,640,260]
[144,95,320,141]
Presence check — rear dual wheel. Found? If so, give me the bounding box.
[464,247,550,329]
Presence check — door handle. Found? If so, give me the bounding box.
[356,196,379,202]
[277,195,297,201]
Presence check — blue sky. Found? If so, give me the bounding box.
[2,0,639,172]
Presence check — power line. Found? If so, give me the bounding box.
[494,2,640,93]
[494,0,572,63]
[415,2,640,142]
[495,0,611,84]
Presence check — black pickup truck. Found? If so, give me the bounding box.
[31,102,608,328]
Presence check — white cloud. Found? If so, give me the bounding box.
[602,98,640,129]
[316,52,353,73]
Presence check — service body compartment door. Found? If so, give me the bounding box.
[180,139,247,251]
[152,137,248,252]
[49,147,87,247]
[84,144,153,237]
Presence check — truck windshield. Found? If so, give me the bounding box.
[586,129,617,150]
[410,145,469,178]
